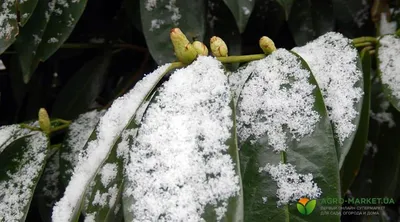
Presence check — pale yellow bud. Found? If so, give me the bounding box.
[210,36,228,57]
[259,36,276,54]
[192,41,209,56]
[170,28,198,64]
[38,108,51,134]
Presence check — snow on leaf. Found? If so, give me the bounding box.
[259,163,322,206]
[52,63,171,222]
[379,13,397,35]
[293,32,363,146]
[124,56,240,221]
[237,49,320,152]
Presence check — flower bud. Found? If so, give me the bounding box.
[38,108,51,134]
[192,41,209,56]
[170,28,198,64]
[210,36,228,57]
[259,36,276,54]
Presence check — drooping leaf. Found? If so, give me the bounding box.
[52,50,112,120]
[237,49,340,221]
[288,0,334,45]
[18,0,39,26]
[139,0,205,65]
[293,32,364,168]
[59,110,105,186]
[52,63,176,222]
[340,48,371,194]
[222,0,255,33]
[0,0,18,55]
[376,34,400,112]
[0,125,49,222]
[123,57,243,221]
[276,0,294,20]
[14,0,88,83]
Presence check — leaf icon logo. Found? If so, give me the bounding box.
[297,198,316,215]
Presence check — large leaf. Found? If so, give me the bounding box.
[288,0,334,46]
[52,63,177,222]
[14,0,88,83]
[18,0,39,26]
[222,0,255,33]
[123,56,243,221]
[0,125,49,222]
[59,110,105,186]
[340,48,371,194]
[276,0,294,20]
[376,34,400,112]
[52,50,112,120]
[0,0,18,55]
[237,50,340,221]
[139,0,205,65]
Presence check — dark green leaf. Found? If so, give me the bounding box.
[276,0,294,20]
[288,0,334,45]
[0,126,49,222]
[238,51,340,221]
[52,50,112,120]
[0,1,18,55]
[222,0,255,33]
[340,48,371,194]
[140,0,205,64]
[18,0,39,26]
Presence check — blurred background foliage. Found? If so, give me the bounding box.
[1,0,400,221]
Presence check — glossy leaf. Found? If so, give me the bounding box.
[140,0,205,64]
[52,50,112,120]
[222,0,255,33]
[0,125,49,222]
[288,0,334,45]
[340,48,371,194]
[0,0,18,55]
[238,51,340,221]
[276,0,294,20]
[305,200,317,215]
[18,0,39,26]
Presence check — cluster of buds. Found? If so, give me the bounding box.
[170,28,276,64]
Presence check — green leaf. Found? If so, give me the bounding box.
[276,0,294,20]
[0,0,18,55]
[0,125,49,222]
[52,50,112,120]
[139,0,205,65]
[340,48,371,194]
[14,0,88,83]
[59,110,104,186]
[222,0,255,33]
[376,34,400,112]
[296,203,306,215]
[18,0,39,26]
[238,50,340,221]
[305,199,317,215]
[288,0,334,45]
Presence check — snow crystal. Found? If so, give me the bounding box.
[379,13,397,35]
[149,19,165,31]
[0,125,35,153]
[237,49,320,152]
[378,35,400,107]
[47,37,59,43]
[259,163,321,206]
[242,7,250,15]
[145,0,157,11]
[262,197,268,204]
[293,32,363,145]
[0,132,48,222]
[41,151,60,207]
[52,63,171,222]
[165,0,181,24]
[100,163,117,187]
[92,184,119,208]
[0,0,17,39]
[125,56,239,221]
[60,110,104,182]
[84,213,96,222]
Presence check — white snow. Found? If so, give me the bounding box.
[124,56,239,221]
[41,151,60,207]
[52,63,171,222]
[47,37,59,43]
[378,35,400,107]
[259,163,321,206]
[237,49,320,151]
[293,32,363,145]
[149,19,165,31]
[100,163,118,187]
[91,184,119,208]
[0,132,48,222]
[379,13,397,35]
[228,65,253,105]
[242,7,250,16]
[0,0,17,39]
